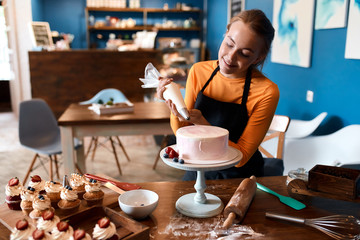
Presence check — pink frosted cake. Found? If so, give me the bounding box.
[176,125,229,162]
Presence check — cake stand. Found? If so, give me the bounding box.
[160,145,242,218]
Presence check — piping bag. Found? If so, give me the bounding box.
[139,63,190,120]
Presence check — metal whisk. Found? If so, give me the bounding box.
[266,212,360,240]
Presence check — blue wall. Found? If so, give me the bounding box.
[206,0,360,133]
[32,0,360,132]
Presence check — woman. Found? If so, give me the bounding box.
[157,9,279,180]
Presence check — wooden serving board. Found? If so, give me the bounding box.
[287,179,360,203]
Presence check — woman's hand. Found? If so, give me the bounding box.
[188,109,210,125]
[156,77,173,101]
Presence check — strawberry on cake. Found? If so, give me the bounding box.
[28,175,45,194]
[92,217,118,240]
[5,177,23,210]
[10,219,36,240]
[70,229,92,240]
[29,229,51,240]
[20,186,36,215]
[51,221,74,239]
[36,210,60,234]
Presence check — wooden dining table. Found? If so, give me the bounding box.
[58,102,173,175]
[1,176,359,239]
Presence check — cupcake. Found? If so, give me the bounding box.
[5,177,23,210]
[51,221,74,239]
[10,219,36,240]
[29,194,52,222]
[92,217,118,240]
[29,229,52,240]
[69,173,86,199]
[29,175,45,194]
[36,210,60,234]
[44,180,61,208]
[83,179,104,206]
[57,185,81,214]
[20,186,36,215]
[70,229,92,240]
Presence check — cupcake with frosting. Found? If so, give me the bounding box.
[36,209,60,234]
[5,177,23,210]
[29,194,52,221]
[70,229,92,240]
[20,186,36,215]
[29,175,45,194]
[29,229,52,240]
[57,185,81,214]
[51,221,74,240]
[83,179,104,206]
[69,173,86,199]
[44,180,62,208]
[10,219,36,240]
[92,217,118,240]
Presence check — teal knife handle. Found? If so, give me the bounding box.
[257,183,280,197]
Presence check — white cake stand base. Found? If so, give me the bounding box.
[160,145,243,218]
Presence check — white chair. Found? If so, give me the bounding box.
[283,125,360,174]
[80,88,131,175]
[286,112,327,139]
[259,115,291,176]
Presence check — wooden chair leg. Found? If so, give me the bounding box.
[110,137,122,175]
[85,137,95,160]
[75,163,83,175]
[49,155,53,181]
[153,135,170,170]
[54,155,60,179]
[91,137,98,161]
[23,153,39,185]
[115,136,131,162]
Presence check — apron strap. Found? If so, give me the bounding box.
[241,66,252,106]
[200,65,220,92]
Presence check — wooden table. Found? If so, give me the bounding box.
[1,176,359,239]
[58,102,172,175]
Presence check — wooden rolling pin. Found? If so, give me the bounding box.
[223,175,257,229]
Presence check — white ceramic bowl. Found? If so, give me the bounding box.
[118,189,159,219]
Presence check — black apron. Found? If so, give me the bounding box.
[183,65,264,181]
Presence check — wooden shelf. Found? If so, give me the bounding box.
[86,7,201,13]
[88,26,200,31]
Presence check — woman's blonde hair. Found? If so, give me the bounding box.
[227,9,275,69]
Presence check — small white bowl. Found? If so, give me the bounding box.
[118,189,159,219]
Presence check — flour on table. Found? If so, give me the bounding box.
[155,212,264,239]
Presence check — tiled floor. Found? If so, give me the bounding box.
[0,111,183,201]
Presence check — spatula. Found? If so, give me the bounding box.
[256,183,306,210]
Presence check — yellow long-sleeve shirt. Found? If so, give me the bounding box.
[170,60,280,167]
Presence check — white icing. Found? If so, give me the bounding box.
[37,215,60,233]
[60,188,78,201]
[5,183,23,197]
[92,222,117,239]
[85,182,101,192]
[44,181,61,193]
[176,125,229,161]
[69,174,85,187]
[69,233,92,240]
[10,224,35,240]
[29,180,45,192]
[32,195,51,211]
[21,189,35,201]
[51,226,74,240]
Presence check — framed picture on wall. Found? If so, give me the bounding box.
[29,21,53,48]
[228,0,245,22]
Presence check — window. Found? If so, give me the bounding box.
[0,6,11,80]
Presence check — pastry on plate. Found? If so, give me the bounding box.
[57,185,81,214]
[28,175,45,194]
[71,229,92,240]
[29,194,52,222]
[5,177,23,210]
[92,217,118,240]
[20,186,36,215]
[51,221,74,240]
[44,180,62,208]
[83,178,104,206]
[36,209,60,234]
[69,173,86,199]
[10,219,35,240]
